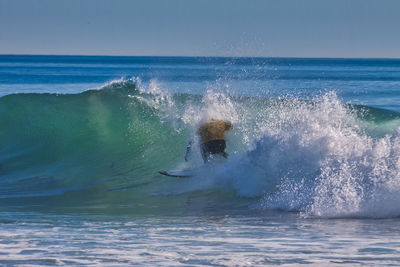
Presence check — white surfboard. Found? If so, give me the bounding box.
[159,155,227,178]
[158,169,194,178]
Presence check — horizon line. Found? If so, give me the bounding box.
[1,53,400,60]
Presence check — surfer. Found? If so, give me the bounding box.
[185,119,232,163]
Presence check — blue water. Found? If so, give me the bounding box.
[1,55,400,266]
[2,56,400,111]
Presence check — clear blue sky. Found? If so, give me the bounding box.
[1,0,399,58]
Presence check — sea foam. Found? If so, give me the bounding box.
[214,92,400,218]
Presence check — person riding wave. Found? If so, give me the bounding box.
[185,119,232,163]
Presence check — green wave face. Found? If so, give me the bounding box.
[1,83,400,216]
[0,86,187,211]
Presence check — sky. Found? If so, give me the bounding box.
[0,0,399,58]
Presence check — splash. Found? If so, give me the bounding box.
[233,92,400,218]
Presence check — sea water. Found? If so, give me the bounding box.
[1,55,400,266]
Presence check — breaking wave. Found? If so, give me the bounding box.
[1,78,400,218]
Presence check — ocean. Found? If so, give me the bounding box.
[1,55,400,266]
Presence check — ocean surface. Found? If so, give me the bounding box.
[1,55,400,266]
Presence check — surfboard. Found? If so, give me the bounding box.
[159,156,227,178]
[158,169,193,178]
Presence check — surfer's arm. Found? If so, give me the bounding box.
[184,140,193,162]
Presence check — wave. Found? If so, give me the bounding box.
[1,78,400,218]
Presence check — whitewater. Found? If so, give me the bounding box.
[1,55,400,266]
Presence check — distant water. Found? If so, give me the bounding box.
[1,55,400,266]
